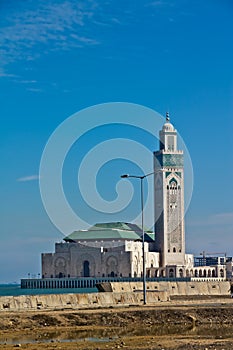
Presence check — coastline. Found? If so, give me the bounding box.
[0,298,233,349]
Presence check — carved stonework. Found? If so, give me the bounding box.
[154,142,185,265]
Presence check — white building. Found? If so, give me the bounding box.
[42,222,160,278]
[41,114,227,280]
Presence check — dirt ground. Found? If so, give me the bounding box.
[0,300,233,350]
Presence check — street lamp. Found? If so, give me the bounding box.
[121,171,155,305]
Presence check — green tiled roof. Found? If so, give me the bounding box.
[63,222,155,242]
[90,222,153,233]
[64,229,141,242]
[91,222,132,230]
[144,232,155,242]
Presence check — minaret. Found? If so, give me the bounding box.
[154,113,185,278]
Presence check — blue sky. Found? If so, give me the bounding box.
[0,0,233,283]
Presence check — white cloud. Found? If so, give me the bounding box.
[147,1,171,7]
[0,0,100,75]
[26,87,43,93]
[18,79,37,84]
[0,71,18,78]
[149,1,165,6]
[17,175,40,182]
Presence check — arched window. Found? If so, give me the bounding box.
[212,270,215,277]
[83,260,90,277]
[55,257,66,279]
[173,247,176,253]
[107,256,118,277]
[169,180,178,194]
[179,269,183,278]
[169,268,174,278]
[194,270,198,277]
[220,269,224,278]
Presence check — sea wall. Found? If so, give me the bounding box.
[0,290,168,312]
[1,281,230,312]
[108,280,231,296]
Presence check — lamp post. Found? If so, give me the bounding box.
[121,171,156,305]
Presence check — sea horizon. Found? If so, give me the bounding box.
[0,283,98,297]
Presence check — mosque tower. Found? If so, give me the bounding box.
[154,113,185,278]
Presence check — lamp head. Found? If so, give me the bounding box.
[121,174,129,178]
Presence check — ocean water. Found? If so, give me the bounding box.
[0,284,98,296]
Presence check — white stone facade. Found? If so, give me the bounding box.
[42,240,160,279]
[154,114,186,277]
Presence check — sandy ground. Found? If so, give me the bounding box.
[0,298,233,349]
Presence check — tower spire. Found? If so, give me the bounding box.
[154,117,185,276]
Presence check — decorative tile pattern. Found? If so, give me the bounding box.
[156,154,184,167]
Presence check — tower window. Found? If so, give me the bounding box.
[173,247,176,253]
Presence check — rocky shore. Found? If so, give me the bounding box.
[0,300,233,349]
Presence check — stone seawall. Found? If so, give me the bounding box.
[108,280,231,296]
[1,281,230,312]
[0,290,168,312]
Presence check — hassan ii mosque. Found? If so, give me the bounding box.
[41,114,229,282]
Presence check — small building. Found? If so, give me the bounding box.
[191,255,229,279]
[226,258,233,280]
